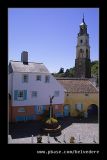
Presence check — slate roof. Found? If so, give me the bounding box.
[8,61,50,73]
[56,78,99,93]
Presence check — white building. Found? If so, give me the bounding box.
[8,51,64,122]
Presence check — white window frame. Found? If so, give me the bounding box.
[23,74,28,83]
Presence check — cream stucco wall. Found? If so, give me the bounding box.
[64,93,99,117]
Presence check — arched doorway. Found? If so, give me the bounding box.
[87,104,98,119]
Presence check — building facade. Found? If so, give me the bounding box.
[57,78,99,118]
[75,16,91,78]
[8,51,64,122]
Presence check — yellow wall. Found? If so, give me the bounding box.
[64,93,99,117]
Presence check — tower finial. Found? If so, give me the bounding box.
[83,13,84,23]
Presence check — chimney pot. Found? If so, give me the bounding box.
[21,51,28,64]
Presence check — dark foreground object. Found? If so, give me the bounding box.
[43,121,61,137]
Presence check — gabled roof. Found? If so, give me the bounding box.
[56,78,99,93]
[8,61,50,74]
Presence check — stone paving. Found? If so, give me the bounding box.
[8,123,99,144]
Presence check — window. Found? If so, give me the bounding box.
[45,75,50,83]
[18,107,25,112]
[75,103,83,111]
[80,49,83,53]
[32,91,37,98]
[38,106,42,112]
[34,105,45,114]
[14,90,27,101]
[80,39,83,44]
[36,75,41,81]
[17,90,24,100]
[23,74,28,83]
[54,91,59,97]
[86,49,88,58]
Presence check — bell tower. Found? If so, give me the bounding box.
[75,15,91,78]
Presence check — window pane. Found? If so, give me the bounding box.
[36,75,41,81]
[17,90,24,100]
[75,103,83,111]
[23,74,28,82]
[45,75,50,83]
[18,91,24,97]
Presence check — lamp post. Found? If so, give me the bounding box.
[49,96,54,118]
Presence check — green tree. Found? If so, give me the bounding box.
[64,69,70,77]
[58,67,64,74]
[69,67,75,77]
[91,61,99,77]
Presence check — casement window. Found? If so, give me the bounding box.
[18,107,25,112]
[34,105,46,114]
[45,75,50,83]
[54,91,60,97]
[14,90,27,101]
[32,91,37,98]
[75,103,83,111]
[17,90,24,100]
[36,75,41,81]
[38,106,42,112]
[23,74,28,83]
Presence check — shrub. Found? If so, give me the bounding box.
[46,118,58,124]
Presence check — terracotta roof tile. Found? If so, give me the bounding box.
[57,78,98,93]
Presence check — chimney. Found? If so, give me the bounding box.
[21,51,28,64]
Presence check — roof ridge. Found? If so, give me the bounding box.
[88,80,99,92]
[10,60,43,64]
[55,77,89,80]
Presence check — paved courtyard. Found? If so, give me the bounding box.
[9,120,99,144]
